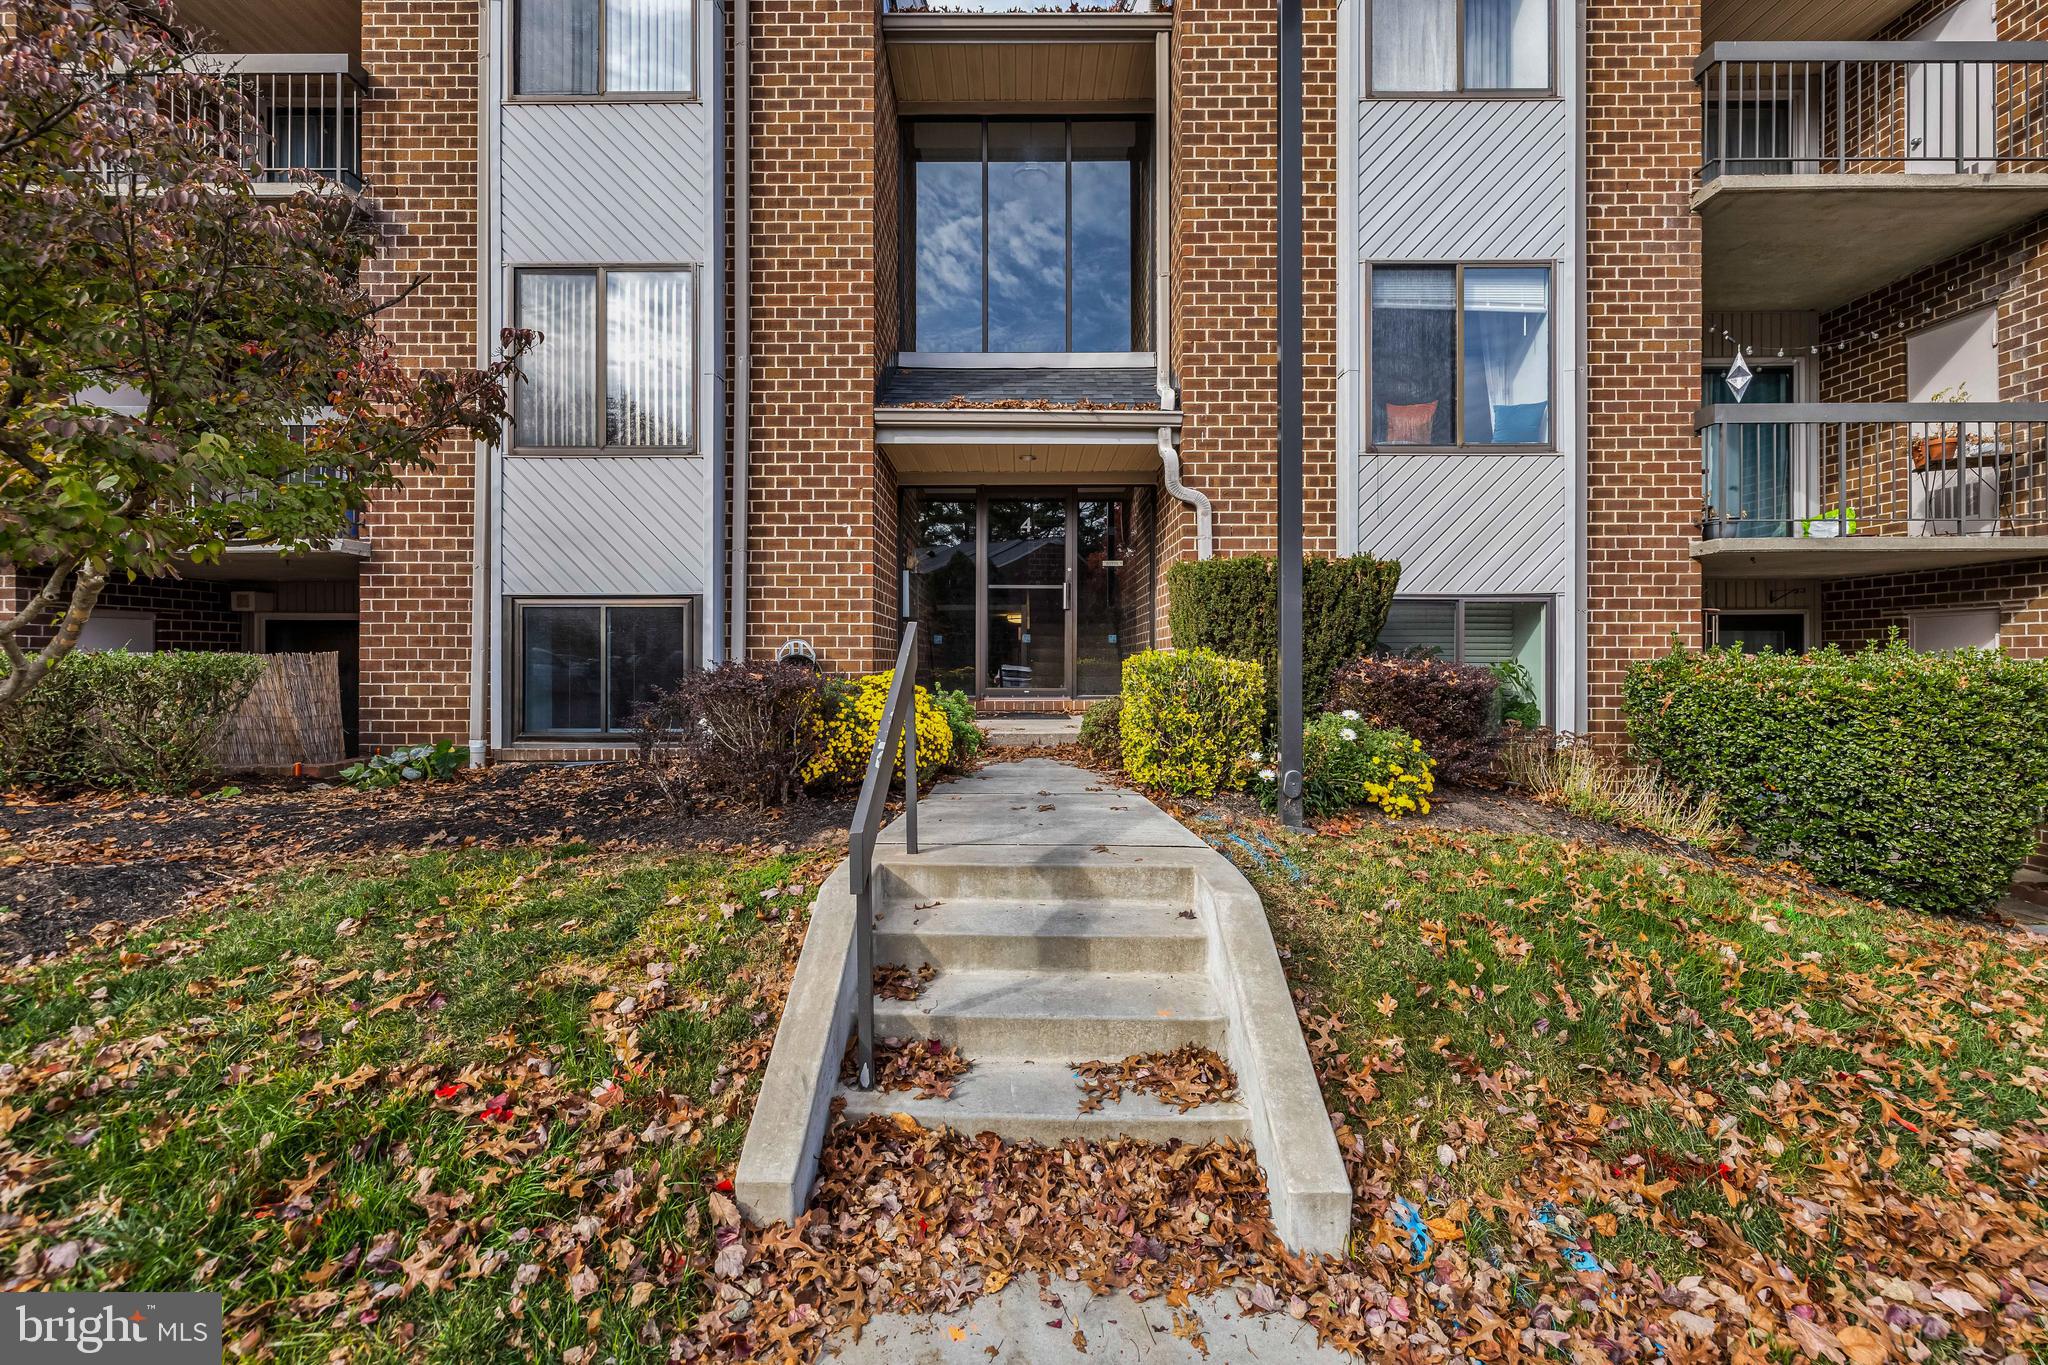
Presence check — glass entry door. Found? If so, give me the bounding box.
[903,489,1138,699]
[984,497,1070,695]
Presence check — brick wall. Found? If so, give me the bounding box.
[1822,559,2048,654]
[10,570,240,653]
[875,44,901,372]
[745,0,887,673]
[357,0,480,747]
[1167,0,1338,566]
[1583,0,1705,735]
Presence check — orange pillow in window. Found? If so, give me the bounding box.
[1384,401,1438,444]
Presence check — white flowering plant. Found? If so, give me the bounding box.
[1252,715,1435,820]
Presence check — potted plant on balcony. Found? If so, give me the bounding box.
[1913,385,1970,470]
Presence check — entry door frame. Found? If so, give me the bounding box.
[976,490,1078,699]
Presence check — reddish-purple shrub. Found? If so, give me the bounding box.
[633,662,825,808]
[1325,655,1501,782]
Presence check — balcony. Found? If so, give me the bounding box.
[1693,402,2048,577]
[177,55,366,193]
[1693,42,2048,309]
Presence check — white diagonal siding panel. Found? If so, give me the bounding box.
[501,458,712,597]
[1358,100,1570,261]
[501,103,713,265]
[1356,454,1569,595]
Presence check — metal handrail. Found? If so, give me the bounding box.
[846,622,921,1091]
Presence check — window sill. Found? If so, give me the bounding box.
[897,352,1156,369]
[1361,90,1560,102]
[1365,446,1561,456]
[508,448,702,459]
[504,94,702,107]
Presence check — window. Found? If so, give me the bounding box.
[1713,612,1806,654]
[1368,263,1552,449]
[1907,307,1999,402]
[1377,597,1549,718]
[1370,0,1550,94]
[1908,607,2001,653]
[906,119,1147,354]
[513,267,695,453]
[76,613,156,654]
[514,599,697,737]
[515,0,694,97]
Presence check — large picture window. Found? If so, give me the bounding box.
[1368,263,1551,449]
[515,0,694,98]
[514,267,695,454]
[1370,0,1550,94]
[514,599,697,738]
[906,118,1146,354]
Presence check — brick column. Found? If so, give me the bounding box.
[357,0,481,748]
[746,0,888,673]
[1583,0,1704,734]
[1167,0,1338,568]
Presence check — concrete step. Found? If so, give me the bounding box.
[874,968,1225,1057]
[874,899,1208,973]
[876,858,1193,909]
[837,1055,1251,1145]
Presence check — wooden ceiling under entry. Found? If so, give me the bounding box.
[885,442,1161,482]
[174,0,361,58]
[1703,0,1923,43]
[888,39,1154,112]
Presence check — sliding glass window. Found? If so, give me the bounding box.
[907,119,1146,354]
[1377,597,1551,721]
[1370,0,1550,94]
[515,0,694,97]
[1368,263,1552,449]
[514,599,698,738]
[513,267,695,454]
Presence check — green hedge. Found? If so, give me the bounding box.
[1624,639,2048,912]
[1119,649,1264,797]
[0,650,267,793]
[1165,554,1400,727]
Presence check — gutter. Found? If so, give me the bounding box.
[469,0,499,767]
[730,0,751,663]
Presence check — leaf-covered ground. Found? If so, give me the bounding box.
[0,844,830,1361]
[4,784,2045,1362]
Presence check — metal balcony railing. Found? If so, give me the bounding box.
[1695,42,2048,180]
[168,54,365,190]
[1697,403,2048,540]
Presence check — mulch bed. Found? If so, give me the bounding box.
[0,764,856,958]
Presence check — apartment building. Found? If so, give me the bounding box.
[16,0,2048,772]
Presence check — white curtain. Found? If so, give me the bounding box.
[607,0,692,93]
[1463,0,1547,90]
[516,273,599,449]
[1462,267,1550,445]
[1373,0,1455,92]
[606,270,693,448]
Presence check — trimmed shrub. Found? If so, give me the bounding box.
[0,650,267,793]
[1078,695,1124,765]
[931,688,986,765]
[1327,654,1501,782]
[1119,649,1264,796]
[1165,554,1400,724]
[806,670,954,788]
[1624,639,2048,912]
[634,661,825,808]
[1254,716,1435,819]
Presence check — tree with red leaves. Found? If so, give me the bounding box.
[0,0,531,707]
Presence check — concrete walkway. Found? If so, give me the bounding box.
[827,1282,1352,1363]
[878,756,1201,851]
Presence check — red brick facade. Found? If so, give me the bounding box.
[743,0,890,674]
[356,0,481,748]
[1582,0,1705,734]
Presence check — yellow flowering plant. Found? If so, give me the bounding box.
[1254,715,1435,819]
[803,670,954,788]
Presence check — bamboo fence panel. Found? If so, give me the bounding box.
[214,652,345,773]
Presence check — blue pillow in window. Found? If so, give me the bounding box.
[1490,401,1549,444]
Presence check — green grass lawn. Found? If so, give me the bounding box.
[1252,815,2048,1354]
[0,844,824,1362]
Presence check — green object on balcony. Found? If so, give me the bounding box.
[1798,508,1858,538]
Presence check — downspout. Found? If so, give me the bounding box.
[730,0,752,661]
[1153,30,1173,412]
[469,0,499,767]
[1159,427,1211,559]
